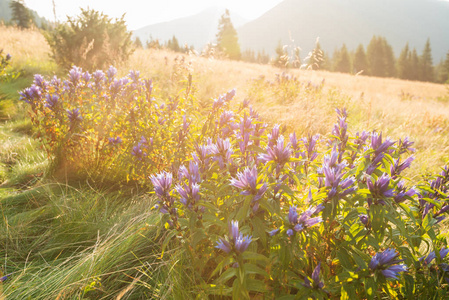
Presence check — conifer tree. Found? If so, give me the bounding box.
[381,38,396,77]
[216,9,241,60]
[367,36,385,77]
[9,0,33,29]
[420,38,434,82]
[334,44,351,73]
[307,39,324,70]
[410,48,420,81]
[273,41,289,68]
[353,44,368,75]
[397,43,412,79]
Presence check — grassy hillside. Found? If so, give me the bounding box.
[1,25,449,298]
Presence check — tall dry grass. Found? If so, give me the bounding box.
[1,25,448,178]
[0,24,56,74]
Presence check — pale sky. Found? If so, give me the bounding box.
[25,0,284,30]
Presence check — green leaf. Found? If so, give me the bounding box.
[246,278,267,293]
[235,196,252,221]
[215,267,237,284]
[364,277,376,300]
[242,251,270,263]
[341,284,357,300]
[243,263,269,277]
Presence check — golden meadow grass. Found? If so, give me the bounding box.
[2,25,448,179]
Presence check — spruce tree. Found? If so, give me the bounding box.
[307,39,324,70]
[420,38,434,82]
[9,0,32,29]
[334,44,351,73]
[381,37,396,77]
[353,44,368,75]
[216,9,241,60]
[410,48,420,81]
[397,43,412,79]
[367,36,385,77]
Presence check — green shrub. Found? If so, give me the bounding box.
[45,9,134,71]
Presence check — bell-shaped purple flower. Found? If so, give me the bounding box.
[67,108,82,123]
[369,248,407,279]
[150,171,173,200]
[230,166,268,203]
[367,173,394,199]
[216,220,252,255]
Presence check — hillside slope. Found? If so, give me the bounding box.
[237,0,449,60]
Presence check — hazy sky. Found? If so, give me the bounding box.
[25,0,284,30]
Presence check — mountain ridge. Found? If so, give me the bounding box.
[237,0,449,60]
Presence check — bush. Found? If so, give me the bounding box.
[18,65,239,184]
[147,104,449,298]
[45,9,134,71]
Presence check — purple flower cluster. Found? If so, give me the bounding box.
[216,220,252,255]
[303,263,324,289]
[150,171,173,215]
[366,132,395,175]
[322,146,356,199]
[285,204,324,236]
[230,166,268,212]
[367,173,394,206]
[369,248,407,280]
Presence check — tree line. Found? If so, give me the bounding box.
[328,36,449,83]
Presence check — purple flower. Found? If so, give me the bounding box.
[258,136,291,167]
[225,89,236,101]
[398,137,415,154]
[209,138,233,168]
[302,134,319,161]
[44,94,59,109]
[93,70,105,82]
[68,66,82,85]
[0,273,10,282]
[287,205,323,236]
[34,74,46,88]
[268,229,280,236]
[150,171,173,200]
[19,85,42,104]
[267,124,280,146]
[230,166,268,202]
[391,156,414,178]
[216,220,252,255]
[371,132,395,155]
[369,248,407,279]
[359,214,369,226]
[381,265,408,280]
[303,263,324,289]
[67,108,82,123]
[288,206,298,224]
[175,182,200,208]
[108,136,122,146]
[216,239,232,254]
[129,70,140,82]
[82,71,91,82]
[107,66,117,80]
[131,144,145,160]
[367,173,394,199]
[394,181,416,204]
[420,247,449,265]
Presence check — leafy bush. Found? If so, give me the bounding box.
[19,65,238,184]
[147,103,449,298]
[45,9,134,71]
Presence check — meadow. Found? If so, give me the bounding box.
[1,25,449,299]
